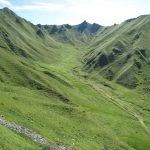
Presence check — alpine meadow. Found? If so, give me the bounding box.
[0,6,150,150]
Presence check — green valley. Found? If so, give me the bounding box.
[0,7,150,150]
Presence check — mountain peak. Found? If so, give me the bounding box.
[78,21,101,33]
[2,7,10,10]
[82,20,88,24]
[78,21,89,32]
[2,7,12,12]
[79,20,90,26]
[1,7,16,16]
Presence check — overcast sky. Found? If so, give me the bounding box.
[0,0,150,25]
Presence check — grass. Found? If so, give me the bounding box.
[0,7,150,150]
[0,126,39,150]
[84,14,150,88]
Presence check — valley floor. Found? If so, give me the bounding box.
[0,44,150,150]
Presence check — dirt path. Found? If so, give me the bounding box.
[88,81,150,135]
[0,117,72,150]
[134,113,150,134]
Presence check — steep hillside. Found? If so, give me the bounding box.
[84,15,150,89]
[0,7,150,150]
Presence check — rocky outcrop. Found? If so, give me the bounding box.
[0,117,49,145]
[0,117,72,150]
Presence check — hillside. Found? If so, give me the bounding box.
[84,15,150,89]
[0,7,150,150]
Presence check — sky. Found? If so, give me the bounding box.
[0,0,150,25]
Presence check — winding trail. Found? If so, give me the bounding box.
[88,81,150,135]
[134,113,150,134]
[0,117,72,150]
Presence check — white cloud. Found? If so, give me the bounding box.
[0,0,150,25]
[11,2,65,11]
[0,0,65,12]
[0,0,11,6]
[61,0,150,25]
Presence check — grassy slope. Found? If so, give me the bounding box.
[0,8,150,150]
[84,15,150,89]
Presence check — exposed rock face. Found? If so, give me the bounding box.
[36,29,44,38]
[90,23,101,33]
[50,25,59,34]
[78,20,88,32]
[78,21,101,33]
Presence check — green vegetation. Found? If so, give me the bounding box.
[0,7,150,150]
[84,15,150,89]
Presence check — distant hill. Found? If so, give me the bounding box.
[36,20,102,45]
